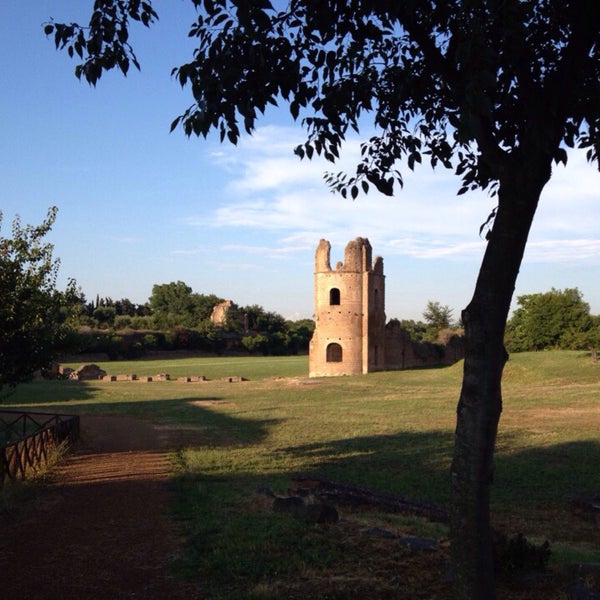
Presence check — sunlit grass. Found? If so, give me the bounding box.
[4,350,599,597]
[62,354,307,380]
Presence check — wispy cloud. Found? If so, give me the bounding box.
[206,260,263,271]
[524,239,600,263]
[190,125,599,265]
[385,236,485,260]
[221,242,309,259]
[105,235,142,244]
[170,247,212,256]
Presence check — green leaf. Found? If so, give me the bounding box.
[213,12,228,27]
[290,100,299,120]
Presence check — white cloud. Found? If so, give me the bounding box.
[221,242,309,259]
[105,235,142,244]
[524,239,600,263]
[385,237,485,260]
[170,247,212,256]
[533,152,600,237]
[206,260,263,271]
[190,125,599,265]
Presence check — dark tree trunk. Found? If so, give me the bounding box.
[450,160,551,599]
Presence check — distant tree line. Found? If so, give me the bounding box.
[4,208,595,400]
[61,280,315,359]
[396,291,600,359]
[63,286,468,360]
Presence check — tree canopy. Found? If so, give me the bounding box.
[44,2,600,597]
[148,281,222,329]
[422,300,454,331]
[506,287,599,352]
[58,281,315,358]
[46,1,600,199]
[0,207,73,394]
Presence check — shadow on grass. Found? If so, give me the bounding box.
[2,380,98,405]
[5,383,278,448]
[76,398,280,447]
[493,439,600,506]
[170,429,456,598]
[282,434,600,518]
[171,435,600,597]
[276,430,454,503]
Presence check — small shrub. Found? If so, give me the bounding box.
[494,531,551,575]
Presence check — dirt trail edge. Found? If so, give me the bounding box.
[0,415,201,600]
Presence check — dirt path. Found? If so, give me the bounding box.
[0,415,201,599]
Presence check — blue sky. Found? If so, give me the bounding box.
[2,2,599,321]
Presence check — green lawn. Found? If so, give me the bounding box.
[63,354,308,380]
[4,351,599,598]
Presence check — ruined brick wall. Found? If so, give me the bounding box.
[366,256,386,372]
[384,321,465,369]
[309,238,386,377]
[210,300,234,326]
[309,237,463,377]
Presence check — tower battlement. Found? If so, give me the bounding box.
[309,238,386,377]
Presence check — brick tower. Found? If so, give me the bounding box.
[308,237,386,377]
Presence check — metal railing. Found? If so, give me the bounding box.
[0,410,80,486]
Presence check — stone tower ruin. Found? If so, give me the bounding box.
[309,237,386,377]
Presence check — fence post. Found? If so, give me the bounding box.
[0,411,80,487]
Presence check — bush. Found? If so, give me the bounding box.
[114,315,132,330]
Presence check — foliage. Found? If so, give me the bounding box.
[61,286,313,358]
[0,207,76,395]
[43,0,158,84]
[63,285,312,358]
[389,304,460,343]
[65,290,151,330]
[506,288,599,352]
[247,305,286,334]
[93,304,116,326]
[390,318,429,342]
[423,300,454,332]
[149,281,222,329]
[285,318,315,354]
[45,1,599,198]
[240,333,269,354]
[493,532,551,577]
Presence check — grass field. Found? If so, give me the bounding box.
[4,351,599,598]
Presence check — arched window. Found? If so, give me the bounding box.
[329,288,340,305]
[326,343,343,362]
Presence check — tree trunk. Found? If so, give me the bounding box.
[450,163,550,599]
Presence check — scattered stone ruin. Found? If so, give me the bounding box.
[309,237,464,377]
[65,364,107,381]
[53,364,245,384]
[210,300,235,326]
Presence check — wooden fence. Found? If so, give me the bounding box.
[0,410,80,487]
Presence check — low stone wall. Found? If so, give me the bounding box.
[99,372,246,383]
